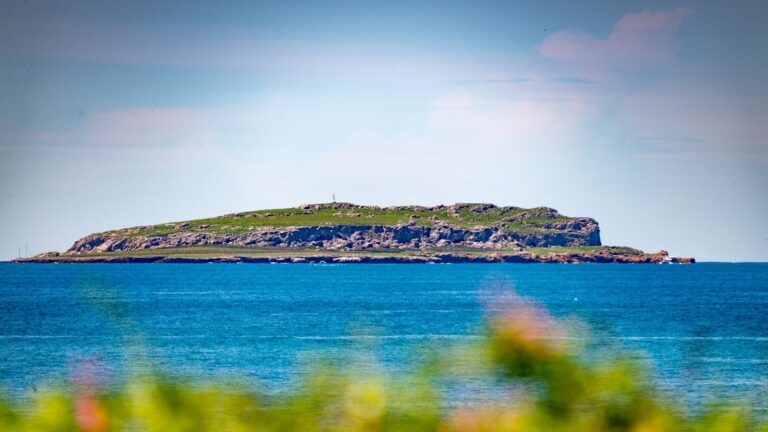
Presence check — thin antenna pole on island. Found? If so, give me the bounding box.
[18,246,21,259]
[332,193,336,203]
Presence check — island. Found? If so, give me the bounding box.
[14,203,694,264]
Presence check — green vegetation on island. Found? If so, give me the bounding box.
[16,203,693,263]
[118,203,577,238]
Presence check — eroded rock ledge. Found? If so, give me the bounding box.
[67,221,601,254]
[15,250,694,264]
[65,203,601,254]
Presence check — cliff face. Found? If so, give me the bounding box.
[66,203,601,254]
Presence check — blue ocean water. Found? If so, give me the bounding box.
[1,263,767,406]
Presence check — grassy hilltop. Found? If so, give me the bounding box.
[108,203,584,238]
[20,203,693,263]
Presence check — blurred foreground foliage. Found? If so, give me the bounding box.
[1,303,765,431]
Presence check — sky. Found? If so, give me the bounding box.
[1,0,767,262]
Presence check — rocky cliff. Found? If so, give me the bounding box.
[66,203,601,254]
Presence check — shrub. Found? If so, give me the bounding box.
[0,302,764,431]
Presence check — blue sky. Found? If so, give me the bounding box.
[1,0,766,261]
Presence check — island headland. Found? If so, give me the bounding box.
[14,203,694,264]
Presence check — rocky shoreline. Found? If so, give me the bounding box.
[66,222,600,254]
[63,203,602,254]
[13,250,694,264]
[13,203,695,264]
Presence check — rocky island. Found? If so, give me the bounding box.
[15,203,694,264]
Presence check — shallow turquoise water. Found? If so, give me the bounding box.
[1,263,767,406]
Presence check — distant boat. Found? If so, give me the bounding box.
[659,257,675,264]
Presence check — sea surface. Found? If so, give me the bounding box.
[1,262,767,408]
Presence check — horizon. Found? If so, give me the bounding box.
[2,1,767,262]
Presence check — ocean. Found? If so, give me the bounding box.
[1,262,767,408]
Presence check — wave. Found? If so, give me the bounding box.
[290,334,483,341]
[4,334,765,342]
[698,357,768,364]
[149,334,482,341]
[0,335,85,339]
[615,336,768,341]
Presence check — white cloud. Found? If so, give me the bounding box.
[538,8,691,76]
